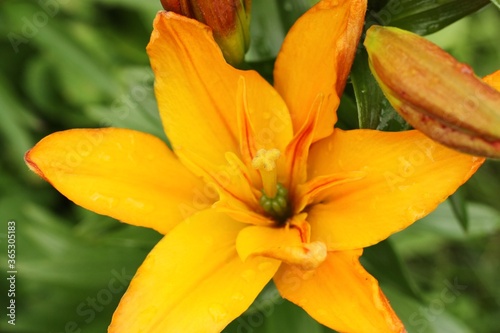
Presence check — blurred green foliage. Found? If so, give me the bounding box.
[0,0,499,332]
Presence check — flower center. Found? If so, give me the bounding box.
[252,148,290,223]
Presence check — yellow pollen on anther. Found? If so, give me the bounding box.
[252,148,280,198]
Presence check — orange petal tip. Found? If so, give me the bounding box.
[24,149,48,182]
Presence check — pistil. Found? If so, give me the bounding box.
[251,148,280,198]
[252,148,290,222]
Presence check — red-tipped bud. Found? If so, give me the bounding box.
[161,0,251,66]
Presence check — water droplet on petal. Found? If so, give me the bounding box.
[301,270,315,280]
[90,192,115,208]
[209,304,228,323]
[125,197,145,209]
[298,298,308,305]
[241,269,256,283]
[258,261,274,272]
[231,292,245,302]
[407,206,426,220]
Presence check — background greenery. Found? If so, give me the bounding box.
[0,0,499,332]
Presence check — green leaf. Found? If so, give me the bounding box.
[0,201,153,333]
[336,90,359,130]
[275,0,313,33]
[362,239,422,301]
[93,0,159,17]
[426,5,500,76]
[351,48,383,129]
[223,283,335,333]
[246,0,285,62]
[85,66,167,142]
[350,47,407,130]
[465,161,500,210]
[33,23,121,104]
[448,187,469,231]
[384,285,475,333]
[0,76,37,171]
[366,0,491,35]
[368,0,391,11]
[390,201,500,258]
[491,0,500,9]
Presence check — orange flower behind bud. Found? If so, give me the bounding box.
[364,25,500,159]
[161,0,251,66]
[484,70,500,91]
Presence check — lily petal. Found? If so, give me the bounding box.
[148,12,238,170]
[285,93,325,191]
[237,74,294,155]
[307,129,484,250]
[236,215,327,270]
[484,70,500,91]
[148,12,292,179]
[236,75,293,189]
[25,128,208,234]
[274,250,405,333]
[109,210,280,333]
[274,0,367,141]
[293,171,366,213]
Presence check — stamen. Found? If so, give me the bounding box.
[251,148,280,198]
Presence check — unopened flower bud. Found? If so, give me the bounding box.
[161,0,251,66]
[364,25,500,158]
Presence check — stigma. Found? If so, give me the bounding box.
[252,148,281,198]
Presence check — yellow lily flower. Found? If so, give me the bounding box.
[25,1,484,332]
